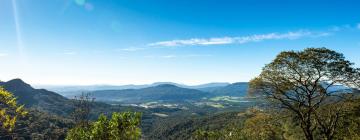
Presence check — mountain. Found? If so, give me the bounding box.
[36,84,149,92]
[208,82,249,96]
[90,84,210,103]
[0,79,73,115]
[192,82,230,88]
[0,79,145,117]
[151,82,230,89]
[36,82,230,98]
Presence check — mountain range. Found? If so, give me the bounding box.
[0,79,155,120]
[1,78,249,106]
[85,82,248,103]
[0,78,252,139]
[35,82,231,96]
[90,84,210,103]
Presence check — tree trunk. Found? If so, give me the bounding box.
[301,123,314,140]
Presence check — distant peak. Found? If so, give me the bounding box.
[152,82,178,85]
[6,78,32,88]
[231,82,248,85]
[8,78,26,84]
[155,84,178,88]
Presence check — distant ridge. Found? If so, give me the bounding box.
[90,84,211,103]
[36,82,231,95]
[209,82,249,96]
[0,79,72,115]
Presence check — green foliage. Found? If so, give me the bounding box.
[0,108,74,139]
[193,129,224,140]
[66,111,142,140]
[241,110,282,140]
[192,127,245,140]
[66,126,91,140]
[330,98,360,140]
[249,47,360,140]
[91,114,109,139]
[0,87,27,132]
[108,112,142,139]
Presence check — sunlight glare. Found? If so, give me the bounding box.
[11,0,25,59]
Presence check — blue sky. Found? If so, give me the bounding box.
[1,0,360,85]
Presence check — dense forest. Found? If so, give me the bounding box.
[1,48,360,140]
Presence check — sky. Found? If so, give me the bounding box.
[0,0,360,85]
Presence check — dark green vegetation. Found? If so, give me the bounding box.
[66,112,142,140]
[0,109,73,139]
[147,111,246,139]
[192,97,360,140]
[0,79,254,139]
[1,48,359,139]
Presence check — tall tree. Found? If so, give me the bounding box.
[249,48,360,140]
[72,93,94,127]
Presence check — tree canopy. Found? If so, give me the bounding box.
[249,47,360,140]
[66,112,142,140]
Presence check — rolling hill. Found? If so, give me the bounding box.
[37,82,230,98]
[0,79,73,115]
[207,82,249,96]
[90,84,211,103]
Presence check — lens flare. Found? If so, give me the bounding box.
[11,0,25,58]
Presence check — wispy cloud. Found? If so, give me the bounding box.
[148,30,330,47]
[329,23,360,32]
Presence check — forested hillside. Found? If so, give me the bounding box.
[0,78,253,139]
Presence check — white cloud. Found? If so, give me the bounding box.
[148,30,329,47]
[0,53,8,57]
